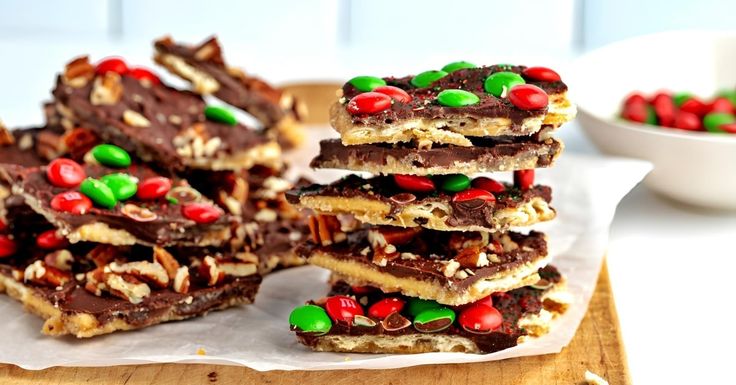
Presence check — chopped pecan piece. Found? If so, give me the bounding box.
[308,214,345,246]
[63,56,95,88]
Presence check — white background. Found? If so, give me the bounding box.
[2,1,736,383]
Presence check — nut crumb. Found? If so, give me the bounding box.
[584,370,609,385]
[197,347,207,355]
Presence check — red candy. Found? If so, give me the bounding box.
[471,177,505,194]
[0,220,6,232]
[351,285,375,295]
[346,92,392,115]
[50,191,92,214]
[680,98,709,117]
[623,93,647,107]
[458,304,503,333]
[368,298,405,319]
[181,203,222,224]
[128,67,161,85]
[36,229,69,250]
[708,97,734,114]
[0,235,16,258]
[673,111,702,131]
[325,295,364,323]
[521,66,561,82]
[373,86,412,103]
[95,57,128,75]
[514,169,535,190]
[452,188,495,203]
[393,174,435,193]
[508,84,548,110]
[651,93,675,127]
[46,158,86,188]
[137,177,172,200]
[720,123,736,134]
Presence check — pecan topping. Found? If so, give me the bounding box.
[153,246,180,279]
[90,71,123,105]
[308,214,345,246]
[63,56,95,88]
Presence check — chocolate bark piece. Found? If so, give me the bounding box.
[52,56,281,173]
[293,266,569,354]
[0,162,235,247]
[332,65,576,147]
[287,175,555,232]
[153,36,305,148]
[301,226,550,306]
[311,136,563,176]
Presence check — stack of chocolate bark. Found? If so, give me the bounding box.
[0,37,309,337]
[287,63,576,354]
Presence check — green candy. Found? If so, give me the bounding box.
[205,106,237,126]
[288,305,332,334]
[80,178,117,209]
[413,307,456,333]
[348,76,386,92]
[703,112,736,133]
[645,105,657,125]
[436,89,480,107]
[717,90,736,107]
[92,144,131,168]
[100,173,138,200]
[407,298,441,317]
[441,61,477,73]
[673,92,693,107]
[411,70,448,88]
[441,174,471,192]
[484,71,525,97]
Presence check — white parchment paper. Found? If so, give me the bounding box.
[0,127,651,370]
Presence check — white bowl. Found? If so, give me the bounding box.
[571,31,736,210]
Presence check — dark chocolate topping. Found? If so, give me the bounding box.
[341,65,568,128]
[287,174,552,229]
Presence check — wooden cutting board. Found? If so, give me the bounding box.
[0,261,630,385]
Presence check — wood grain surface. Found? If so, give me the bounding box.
[0,261,629,385]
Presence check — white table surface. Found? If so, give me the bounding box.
[1,38,734,384]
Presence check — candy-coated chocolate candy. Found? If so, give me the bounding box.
[95,57,128,75]
[651,92,675,127]
[121,203,158,222]
[717,90,736,107]
[100,173,138,200]
[708,97,734,114]
[673,111,702,131]
[458,304,503,333]
[348,76,386,92]
[289,304,332,334]
[508,84,548,110]
[393,174,435,193]
[46,158,86,188]
[368,298,405,319]
[50,191,93,214]
[407,298,441,317]
[204,105,237,126]
[514,169,534,191]
[484,72,525,97]
[623,93,647,107]
[680,98,709,117]
[91,144,131,168]
[127,67,161,85]
[0,220,5,232]
[350,285,375,295]
[521,66,561,82]
[411,70,448,88]
[181,202,222,224]
[703,112,736,133]
[472,295,493,308]
[137,177,172,200]
[720,123,736,134]
[381,312,411,331]
[441,61,477,73]
[36,229,69,250]
[346,92,392,115]
[622,102,656,124]
[441,174,471,192]
[452,188,495,203]
[166,186,202,204]
[471,177,505,194]
[436,89,480,107]
[413,307,456,333]
[325,295,364,323]
[373,85,412,103]
[673,92,693,107]
[80,178,118,209]
[353,314,377,327]
[0,235,17,258]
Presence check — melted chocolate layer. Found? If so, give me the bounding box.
[341,65,568,128]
